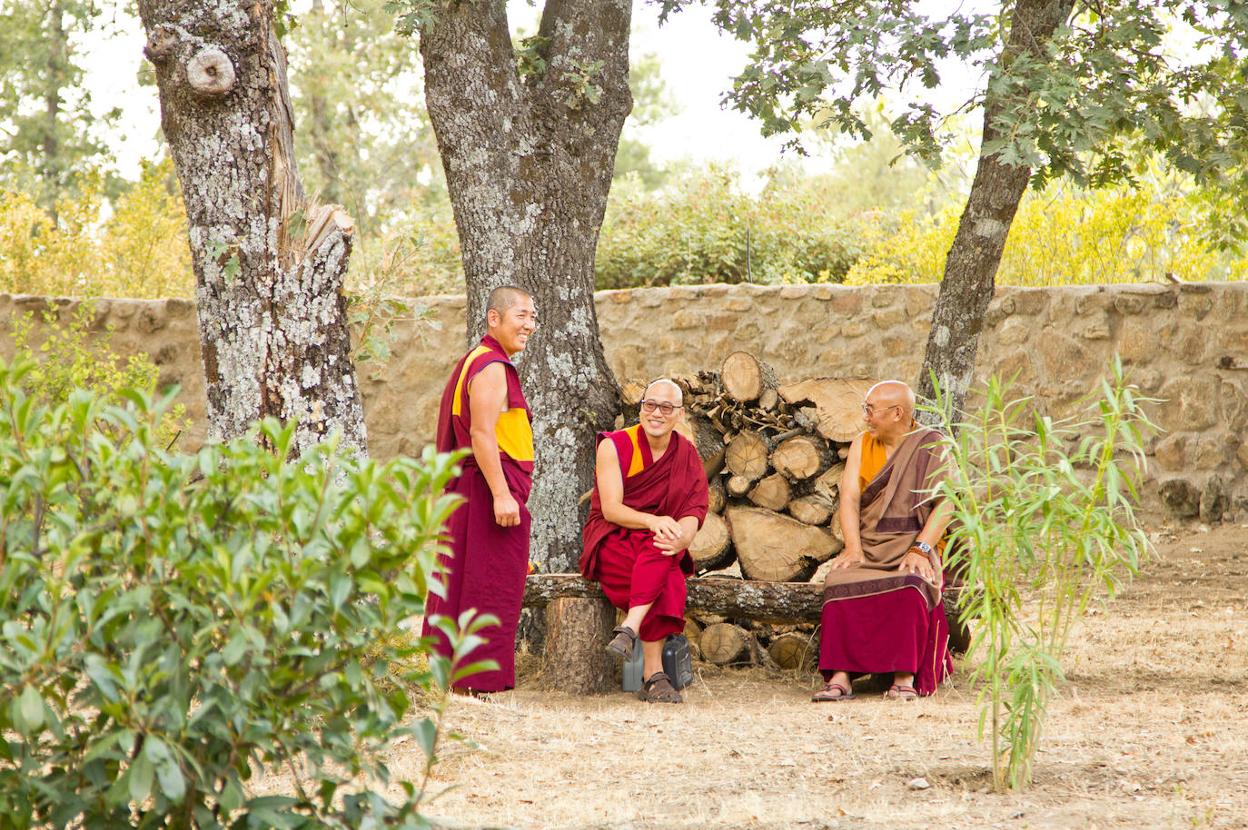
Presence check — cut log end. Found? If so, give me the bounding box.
[699,622,751,665]
[721,351,779,403]
[689,511,734,572]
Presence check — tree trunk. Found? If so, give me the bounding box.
[41,0,66,221]
[419,0,631,572]
[542,596,616,694]
[139,0,366,459]
[917,0,1076,417]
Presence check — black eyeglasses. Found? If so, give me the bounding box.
[640,400,683,416]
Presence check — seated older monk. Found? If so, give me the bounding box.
[580,379,709,704]
[814,380,954,702]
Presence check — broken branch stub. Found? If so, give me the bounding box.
[186,47,236,98]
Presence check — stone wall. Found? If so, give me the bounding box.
[3,282,1245,521]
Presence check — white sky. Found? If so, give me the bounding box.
[79,1,983,184]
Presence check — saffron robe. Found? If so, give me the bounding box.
[423,334,534,692]
[580,426,709,642]
[819,427,952,696]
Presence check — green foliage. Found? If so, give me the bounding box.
[927,359,1157,790]
[6,301,189,445]
[596,167,864,288]
[846,169,1248,285]
[663,1,1248,195]
[287,0,443,232]
[0,159,195,298]
[0,0,121,210]
[0,358,488,828]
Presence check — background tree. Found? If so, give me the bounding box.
[287,0,443,230]
[392,0,634,571]
[661,0,1248,415]
[137,0,367,458]
[0,0,120,216]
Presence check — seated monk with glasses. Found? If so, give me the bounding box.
[580,379,709,704]
[813,379,954,702]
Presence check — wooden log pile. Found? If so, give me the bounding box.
[661,352,872,671]
[538,357,972,690]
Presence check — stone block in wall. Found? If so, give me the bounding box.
[1153,433,1188,472]
[1036,330,1096,385]
[1220,379,1248,432]
[1158,476,1201,519]
[1156,376,1220,433]
[1117,316,1176,365]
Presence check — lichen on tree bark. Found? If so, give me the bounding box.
[138,0,366,459]
[418,0,631,571]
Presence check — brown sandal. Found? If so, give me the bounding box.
[606,625,637,661]
[886,683,918,701]
[638,671,682,704]
[812,681,854,702]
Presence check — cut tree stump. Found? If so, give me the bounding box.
[772,434,833,481]
[524,574,824,624]
[768,631,817,671]
[748,473,791,511]
[726,475,753,497]
[788,495,833,526]
[725,430,770,482]
[542,596,616,694]
[778,378,873,442]
[689,511,734,572]
[700,622,751,665]
[727,506,842,582]
[721,351,779,403]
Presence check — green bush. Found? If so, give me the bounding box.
[595,168,865,288]
[928,360,1156,790]
[0,358,486,828]
[7,303,189,447]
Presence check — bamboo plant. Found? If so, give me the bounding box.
[926,357,1158,790]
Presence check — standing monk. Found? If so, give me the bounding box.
[814,380,954,702]
[424,286,537,694]
[581,380,709,704]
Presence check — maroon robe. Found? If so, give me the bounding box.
[819,428,952,696]
[423,335,533,692]
[581,426,708,642]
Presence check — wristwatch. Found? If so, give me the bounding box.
[912,540,932,555]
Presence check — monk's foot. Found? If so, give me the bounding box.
[812,681,854,702]
[638,671,682,704]
[885,683,918,701]
[451,687,491,700]
[606,625,638,661]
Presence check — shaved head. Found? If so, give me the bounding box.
[644,378,683,405]
[866,380,916,417]
[486,285,531,319]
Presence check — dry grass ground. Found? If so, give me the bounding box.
[267,524,1248,829]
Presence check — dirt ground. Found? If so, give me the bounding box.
[380,524,1248,829]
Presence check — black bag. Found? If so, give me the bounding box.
[662,634,693,690]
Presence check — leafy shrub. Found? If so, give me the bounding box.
[846,172,1248,286]
[6,301,189,446]
[928,360,1157,790]
[595,167,865,288]
[0,360,485,828]
[0,160,194,299]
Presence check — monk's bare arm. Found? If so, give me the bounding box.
[468,362,520,527]
[828,435,865,570]
[595,440,683,547]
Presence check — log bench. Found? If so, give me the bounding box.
[523,574,823,694]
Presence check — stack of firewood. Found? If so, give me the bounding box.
[623,351,874,671]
